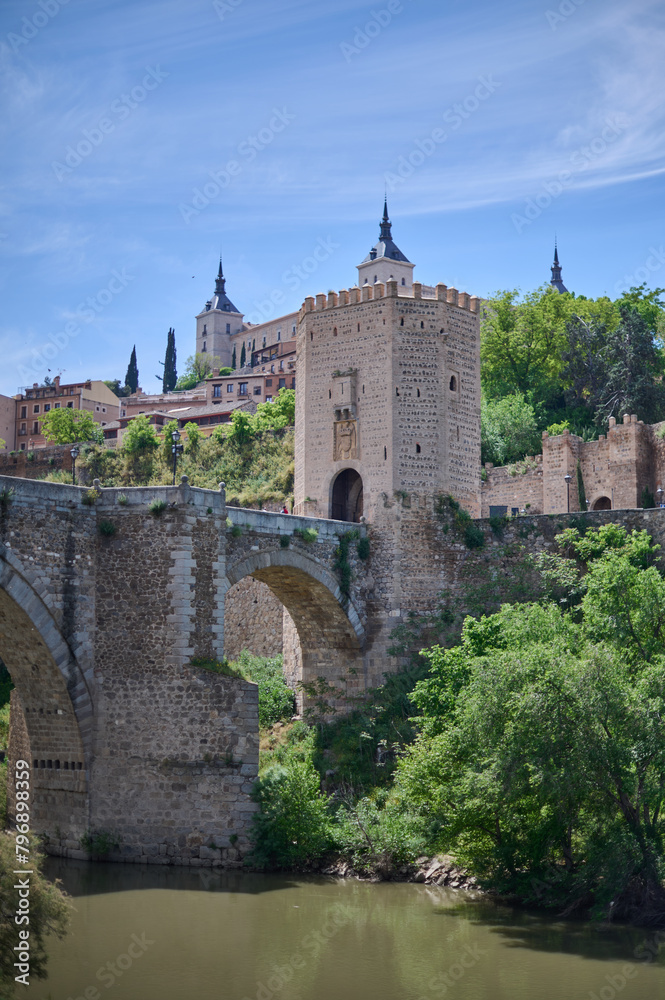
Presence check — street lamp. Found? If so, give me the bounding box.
[564,473,572,513]
[171,428,183,485]
[70,445,80,486]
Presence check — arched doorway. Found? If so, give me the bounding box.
[330,469,363,522]
[592,496,612,510]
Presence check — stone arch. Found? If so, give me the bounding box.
[0,553,91,841]
[591,495,612,511]
[225,548,365,710]
[330,467,364,522]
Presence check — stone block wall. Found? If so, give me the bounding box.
[481,458,544,516]
[0,445,72,480]
[224,577,284,660]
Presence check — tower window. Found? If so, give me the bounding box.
[420,321,424,329]
[395,387,399,396]
[374,275,377,283]
[417,388,420,397]
[292,324,296,334]
[329,389,332,399]
[384,446,387,460]
[277,330,281,341]
[416,443,421,453]
[357,323,360,332]
[402,278,406,286]
[310,332,313,342]
[226,323,231,334]
[449,376,457,392]
[333,327,337,337]
[400,317,404,326]
[202,341,207,352]
[203,324,207,334]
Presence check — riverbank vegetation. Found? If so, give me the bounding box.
[251,522,665,925]
[480,284,665,465]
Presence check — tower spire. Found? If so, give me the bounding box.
[380,197,392,241]
[550,240,568,294]
[215,254,226,295]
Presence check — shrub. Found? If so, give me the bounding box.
[641,486,656,509]
[294,527,318,544]
[80,829,120,857]
[249,733,332,868]
[280,534,290,548]
[334,791,427,877]
[98,519,116,537]
[230,525,243,538]
[488,514,507,537]
[0,832,70,991]
[149,499,167,516]
[356,536,370,560]
[231,652,294,728]
[81,488,100,506]
[0,488,14,512]
[464,522,485,549]
[117,494,128,505]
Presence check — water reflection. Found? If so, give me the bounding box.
[24,862,665,1000]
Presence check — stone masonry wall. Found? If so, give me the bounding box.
[481,457,544,516]
[224,577,284,660]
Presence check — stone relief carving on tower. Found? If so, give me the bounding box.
[334,419,358,461]
[332,369,359,461]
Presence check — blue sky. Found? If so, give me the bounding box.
[1,0,664,396]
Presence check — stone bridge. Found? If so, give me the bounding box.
[0,475,371,865]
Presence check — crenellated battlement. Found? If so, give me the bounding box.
[300,280,480,318]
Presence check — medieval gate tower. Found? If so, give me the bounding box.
[294,200,482,523]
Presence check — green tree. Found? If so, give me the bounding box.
[184,421,201,457]
[124,345,139,394]
[161,419,179,464]
[41,408,103,445]
[174,353,218,390]
[398,527,665,921]
[0,833,70,993]
[240,343,246,367]
[481,286,618,411]
[231,345,237,370]
[562,305,665,427]
[122,414,159,455]
[252,388,296,432]
[161,328,178,393]
[103,379,131,398]
[480,392,540,465]
[121,414,159,485]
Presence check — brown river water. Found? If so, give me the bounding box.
[22,859,665,1000]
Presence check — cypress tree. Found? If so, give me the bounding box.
[232,345,237,370]
[125,345,139,394]
[240,343,246,368]
[162,328,177,392]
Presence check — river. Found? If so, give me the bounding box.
[23,859,665,1000]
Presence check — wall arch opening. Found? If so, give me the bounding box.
[0,580,89,844]
[330,469,363,522]
[224,549,365,713]
[592,496,612,510]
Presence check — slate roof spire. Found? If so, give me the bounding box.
[550,240,568,293]
[205,254,240,313]
[361,198,411,264]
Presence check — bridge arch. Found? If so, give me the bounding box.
[0,552,91,841]
[225,547,365,709]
